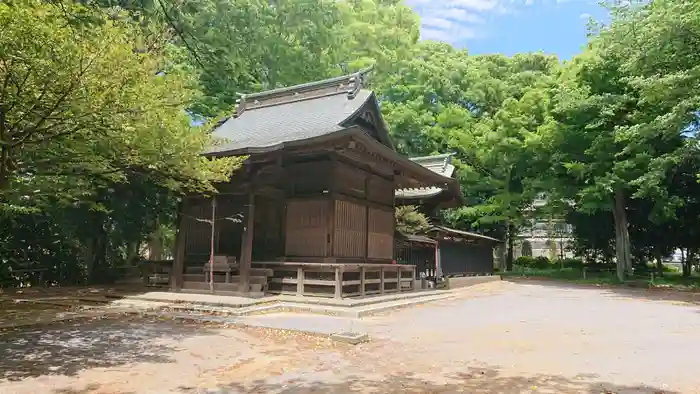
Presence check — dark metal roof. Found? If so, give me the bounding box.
[203,67,393,156]
[405,234,438,244]
[395,231,437,245]
[430,225,502,243]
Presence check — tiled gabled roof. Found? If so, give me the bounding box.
[203,67,391,156]
[395,154,456,199]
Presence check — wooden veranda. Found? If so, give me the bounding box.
[170,69,458,298]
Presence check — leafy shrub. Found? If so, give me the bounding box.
[515,256,552,269]
[515,256,535,267]
[395,205,430,234]
[532,256,551,269]
[584,263,617,272]
[557,258,584,269]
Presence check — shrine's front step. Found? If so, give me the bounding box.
[182,277,269,292]
[107,290,456,318]
[184,268,274,278]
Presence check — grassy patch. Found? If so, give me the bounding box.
[501,267,700,291]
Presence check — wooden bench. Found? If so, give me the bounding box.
[203,256,238,283]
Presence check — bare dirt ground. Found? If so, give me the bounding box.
[1,281,699,394]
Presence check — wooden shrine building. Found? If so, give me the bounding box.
[171,69,458,298]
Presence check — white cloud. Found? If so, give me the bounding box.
[448,0,500,12]
[406,0,539,46]
[421,17,456,30]
[579,12,592,19]
[447,8,486,24]
[421,26,479,42]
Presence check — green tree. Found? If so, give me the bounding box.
[375,44,560,270]
[0,1,238,284]
[166,0,345,117]
[395,205,430,235]
[337,0,420,73]
[152,0,421,117]
[0,0,234,209]
[543,0,700,281]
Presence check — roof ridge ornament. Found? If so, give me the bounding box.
[234,93,247,118]
[228,66,376,119]
[347,65,373,100]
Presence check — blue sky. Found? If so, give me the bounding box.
[406,0,610,60]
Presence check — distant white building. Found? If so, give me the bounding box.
[515,195,574,260]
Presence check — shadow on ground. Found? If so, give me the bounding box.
[0,284,157,300]
[505,278,700,306]
[0,316,216,382]
[53,383,135,394]
[183,368,674,394]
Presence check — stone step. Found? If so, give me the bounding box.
[183,275,269,285]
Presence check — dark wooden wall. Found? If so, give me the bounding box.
[283,155,396,263]
[285,198,329,257]
[180,195,246,268]
[438,240,495,276]
[252,195,284,260]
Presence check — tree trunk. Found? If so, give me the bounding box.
[682,248,696,277]
[85,214,108,284]
[611,189,632,282]
[505,224,514,271]
[83,237,96,284]
[126,241,139,264]
[655,254,664,277]
[148,225,163,261]
[495,244,506,271]
[0,110,11,190]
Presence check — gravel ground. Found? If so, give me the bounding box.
[1,281,699,394]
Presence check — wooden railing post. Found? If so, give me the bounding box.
[360,266,366,296]
[410,266,416,290]
[334,266,342,299]
[397,266,402,292]
[379,266,385,295]
[296,266,304,296]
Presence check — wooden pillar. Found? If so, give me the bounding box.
[239,189,255,293]
[334,266,343,299]
[171,200,187,292]
[364,176,370,261]
[327,157,336,258]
